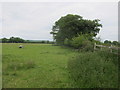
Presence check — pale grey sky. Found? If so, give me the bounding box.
[0,2,118,41]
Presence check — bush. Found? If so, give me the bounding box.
[64,38,71,46]
[80,40,94,52]
[71,34,88,49]
[69,34,94,51]
[68,51,118,88]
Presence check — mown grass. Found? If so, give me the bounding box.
[2,43,118,88]
[2,43,77,88]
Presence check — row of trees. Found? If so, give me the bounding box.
[1,37,25,43]
[25,40,54,44]
[104,40,120,46]
[0,37,54,44]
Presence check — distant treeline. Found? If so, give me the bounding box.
[0,37,54,44]
[103,40,120,46]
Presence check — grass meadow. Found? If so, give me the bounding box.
[2,43,118,88]
[2,43,77,88]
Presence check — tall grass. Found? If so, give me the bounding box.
[68,50,118,88]
[3,59,36,76]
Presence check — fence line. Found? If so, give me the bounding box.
[94,43,119,53]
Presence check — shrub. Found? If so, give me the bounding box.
[68,51,118,88]
[80,40,94,52]
[71,34,88,49]
[64,38,71,46]
[70,34,94,51]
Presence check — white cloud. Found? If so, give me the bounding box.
[1,2,118,41]
[0,0,119,2]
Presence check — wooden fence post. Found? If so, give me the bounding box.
[94,43,96,51]
[110,45,112,53]
[94,43,119,53]
[100,45,102,50]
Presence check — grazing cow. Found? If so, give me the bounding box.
[19,45,23,48]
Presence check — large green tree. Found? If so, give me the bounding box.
[50,14,102,45]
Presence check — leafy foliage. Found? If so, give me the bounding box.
[2,37,24,43]
[104,40,112,45]
[1,37,54,44]
[71,34,88,49]
[104,40,120,46]
[50,14,102,45]
[68,51,118,88]
[64,34,94,51]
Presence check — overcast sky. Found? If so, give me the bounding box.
[0,2,118,41]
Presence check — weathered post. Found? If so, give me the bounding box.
[110,44,112,53]
[100,45,102,50]
[94,43,96,51]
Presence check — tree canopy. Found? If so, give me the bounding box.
[1,37,25,43]
[50,14,102,45]
[1,37,54,44]
[104,40,120,46]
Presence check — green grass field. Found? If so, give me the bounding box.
[2,43,78,88]
[2,43,118,88]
